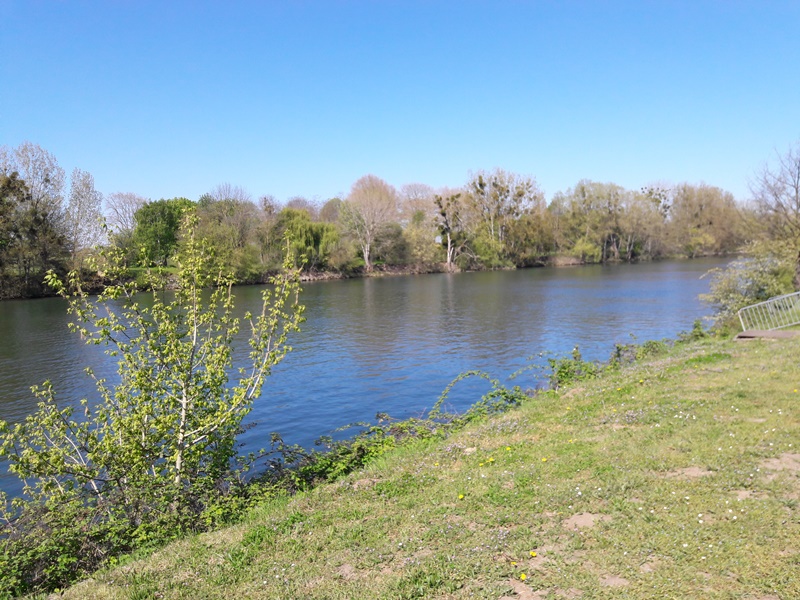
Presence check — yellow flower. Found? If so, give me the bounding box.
[458,494,464,500]
[479,462,484,467]
[488,457,495,463]
[530,551,537,557]
[511,561,517,566]
[520,573,527,581]
[506,446,511,451]
[541,457,547,462]
[434,462,439,466]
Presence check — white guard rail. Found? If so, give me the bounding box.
[738,291,800,332]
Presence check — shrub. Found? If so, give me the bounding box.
[0,216,304,596]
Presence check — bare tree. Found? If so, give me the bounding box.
[0,141,65,221]
[105,192,147,233]
[65,168,103,268]
[751,140,800,286]
[400,182,435,224]
[208,182,252,203]
[341,175,398,272]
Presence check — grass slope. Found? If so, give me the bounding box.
[57,336,799,599]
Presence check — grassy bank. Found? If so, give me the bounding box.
[56,335,799,599]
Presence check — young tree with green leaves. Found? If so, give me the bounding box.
[0,215,305,595]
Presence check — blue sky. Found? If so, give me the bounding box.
[1,1,798,204]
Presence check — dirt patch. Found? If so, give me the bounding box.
[351,478,380,490]
[734,490,754,500]
[554,588,584,598]
[665,466,713,479]
[600,575,630,587]
[562,512,611,530]
[639,559,659,573]
[337,563,356,579]
[761,453,800,473]
[503,580,549,600]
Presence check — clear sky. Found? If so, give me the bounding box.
[2,0,799,205]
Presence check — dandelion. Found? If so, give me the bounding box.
[530,551,537,557]
[506,446,511,451]
[541,457,547,462]
[511,561,517,566]
[458,494,464,500]
[489,457,495,463]
[520,573,527,581]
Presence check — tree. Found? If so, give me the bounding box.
[105,192,147,234]
[668,183,742,258]
[319,197,343,223]
[64,168,104,270]
[434,189,469,271]
[751,140,800,286]
[131,198,195,266]
[285,196,319,220]
[273,207,340,270]
[340,175,398,272]
[0,143,69,292]
[0,216,305,594]
[0,141,65,222]
[465,169,544,266]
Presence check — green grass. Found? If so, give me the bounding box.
[57,336,800,599]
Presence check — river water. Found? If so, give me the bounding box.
[0,258,727,496]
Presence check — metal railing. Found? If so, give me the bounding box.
[738,291,800,332]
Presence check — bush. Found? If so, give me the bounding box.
[701,241,795,329]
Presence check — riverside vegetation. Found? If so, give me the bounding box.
[26,324,800,599]
[3,139,800,301]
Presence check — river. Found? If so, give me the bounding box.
[0,258,728,496]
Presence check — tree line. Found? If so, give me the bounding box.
[3,140,799,298]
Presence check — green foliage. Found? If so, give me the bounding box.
[0,171,69,297]
[275,207,340,270]
[546,346,600,389]
[131,197,195,266]
[0,215,304,596]
[701,241,795,328]
[678,319,710,342]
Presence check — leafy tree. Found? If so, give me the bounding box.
[196,196,262,279]
[274,207,340,270]
[465,169,544,266]
[319,197,343,223]
[341,175,398,272]
[668,183,743,258]
[132,197,195,266]
[0,143,69,293]
[0,215,305,595]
